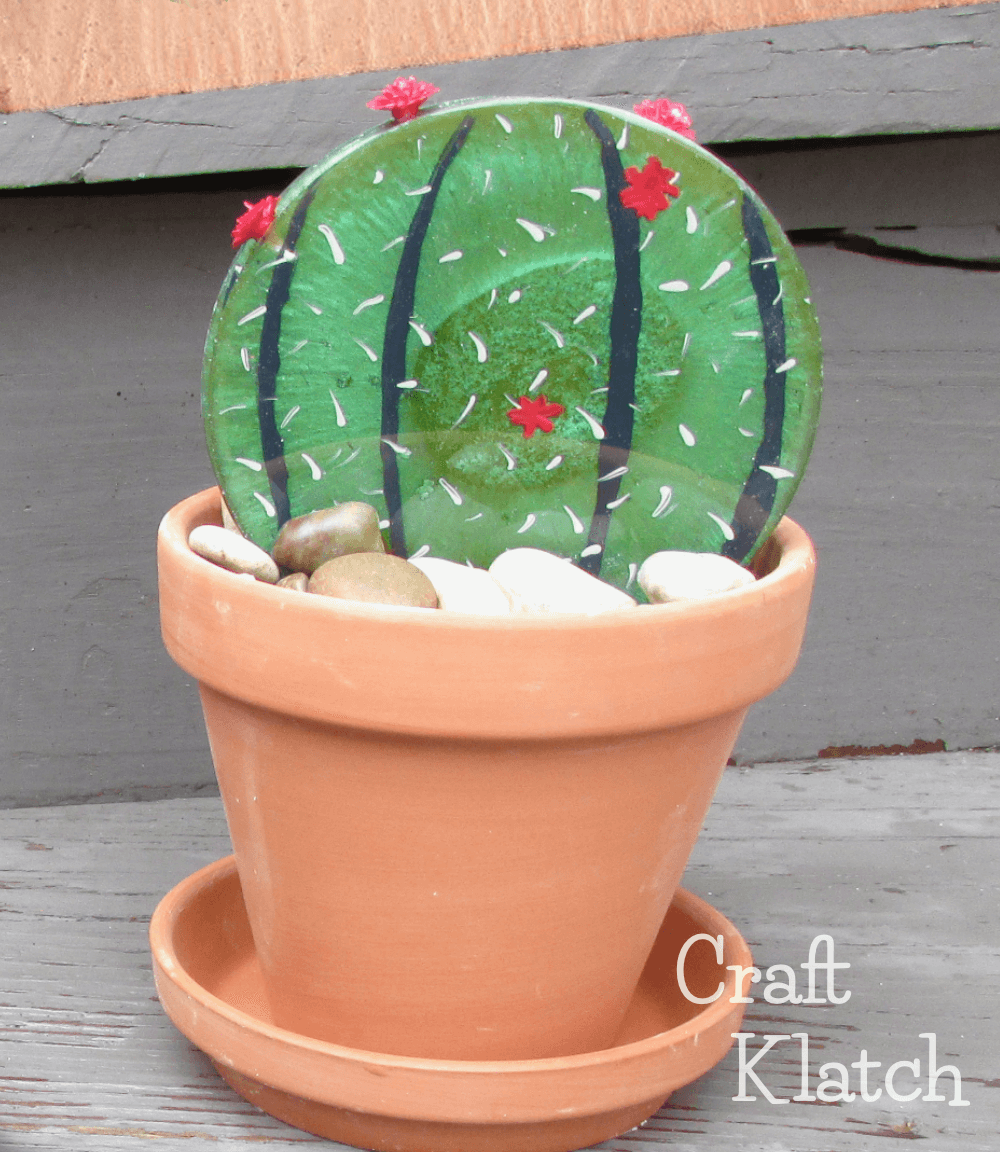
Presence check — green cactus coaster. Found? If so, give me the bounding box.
[203,97,821,592]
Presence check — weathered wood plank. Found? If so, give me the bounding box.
[0,752,996,1148]
[0,0,986,115]
[1,4,998,187]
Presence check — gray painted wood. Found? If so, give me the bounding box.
[0,132,997,806]
[0,4,998,189]
[0,751,996,1148]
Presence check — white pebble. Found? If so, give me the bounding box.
[638,551,755,603]
[488,548,637,615]
[407,557,511,615]
[189,524,280,583]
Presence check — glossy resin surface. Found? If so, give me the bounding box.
[203,98,821,590]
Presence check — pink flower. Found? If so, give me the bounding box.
[619,157,680,221]
[231,196,279,248]
[367,77,440,123]
[633,98,696,141]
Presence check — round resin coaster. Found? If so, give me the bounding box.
[203,97,821,592]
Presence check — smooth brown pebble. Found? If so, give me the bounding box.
[276,571,310,592]
[189,524,279,583]
[309,553,438,609]
[273,503,384,574]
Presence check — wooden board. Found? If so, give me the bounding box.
[0,751,996,1148]
[0,0,988,115]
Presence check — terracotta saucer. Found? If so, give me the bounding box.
[150,856,751,1152]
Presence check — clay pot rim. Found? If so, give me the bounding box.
[151,855,750,1076]
[162,486,813,632]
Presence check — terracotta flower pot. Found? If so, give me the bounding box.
[157,486,815,1062]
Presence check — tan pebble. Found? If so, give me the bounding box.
[638,551,756,603]
[273,503,384,574]
[408,557,511,615]
[309,552,438,608]
[189,524,279,583]
[276,571,310,592]
[220,497,243,536]
[488,548,637,614]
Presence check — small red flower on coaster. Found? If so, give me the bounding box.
[620,157,680,221]
[633,98,696,141]
[508,394,565,439]
[231,196,279,248]
[367,77,440,122]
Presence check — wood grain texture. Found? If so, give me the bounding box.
[0,751,996,1149]
[0,0,988,115]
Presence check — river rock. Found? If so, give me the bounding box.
[309,552,438,608]
[273,503,384,574]
[488,548,637,614]
[276,571,310,592]
[638,551,756,603]
[188,524,280,583]
[408,556,511,615]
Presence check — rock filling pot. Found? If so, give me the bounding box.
[157,486,815,1063]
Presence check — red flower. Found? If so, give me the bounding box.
[231,196,279,248]
[367,77,440,123]
[619,157,680,221]
[507,394,565,439]
[633,98,696,141]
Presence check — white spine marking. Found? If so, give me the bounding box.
[573,304,597,324]
[354,339,379,363]
[409,321,433,346]
[679,423,696,446]
[235,457,262,471]
[253,492,276,517]
[740,388,753,405]
[700,261,733,290]
[626,562,638,588]
[498,247,508,256]
[659,280,689,292]
[733,330,761,338]
[516,218,546,242]
[397,379,419,389]
[581,544,602,557]
[411,544,431,559]
[529,369,548,393]
[289,339,308,354]
[488,289,498,309]
[572,187,602,201]
[465,513,484,522]
[617,123,629,150]
[468,332,489,362]
[279,405,300,429]
[318,225,345,264]
[516,514,536,534]
[751,255,777,265]
[760,465,795,479]
[708,512,736,540]
[540,321,565,348]
[652,487,673,518]
[240,346,251,371]
[238,305,266,326]
[337,446,362,468]
[495,114,513,133]
[498,443,518,470]
[598,465,628,482]
[775,358,797,373]
[554,114,563,138]
[686,206,698,234]
[483,168,492,193]
[301,453,322,480]
[607,493,631,510]
[739,427,755,437]
[575,407,606,439]
[508,289,522,303]
[439,250,463,263]
[353,294,386,314]
[406,184,433,196]
[545,455,563,470]
[382,236,405,251]
[682,332,692,357]
[381,438,412,457]
[563,505,585,534]
[373,169,384,184]
[639,230,655,252]
[306,302,323,315]
[654,369,681,377]
[452,394,477,427]
[329,391,348,427]
[219,403,247,414]
[439,478,464,506]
